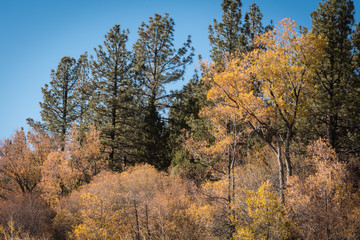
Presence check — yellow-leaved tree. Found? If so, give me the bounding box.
[0,127,56,238]
[56,164,206,239]
[234,181,291,239]
[40,125,107,209]
[204,18,326,199]
[286,139,360,239]
[182,104,247,239]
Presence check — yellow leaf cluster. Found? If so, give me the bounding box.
[234,181,291,240]
[205,18,326,130]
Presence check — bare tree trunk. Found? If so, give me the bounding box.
[276,137,285,202]
[145,203,151,237]
[133,199,140,240]
[284,130,293,178]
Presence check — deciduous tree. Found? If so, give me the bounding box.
[205,19,326,198]
[286,139,360,239]
[0,129,43,195]
[234,181,290,239]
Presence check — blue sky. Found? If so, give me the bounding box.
[0,0,359,139]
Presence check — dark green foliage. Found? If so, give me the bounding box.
[208,0,270,63]
[139,104,170,170]
[40,56,79,148]
[133,13,194,169]
[168,72,210,179]
[91,25,140,170]
[133,13,194,109]
[169,72,206,135]
[209,0,245,62]
[76,52,96,137]
[244,3,273,48]
[308,0,360,153]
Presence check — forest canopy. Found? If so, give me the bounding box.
[0,0,360,239]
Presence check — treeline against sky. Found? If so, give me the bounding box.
[0,0,360,239]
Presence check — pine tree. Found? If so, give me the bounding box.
[75,52,95,137]
[91,25,139,170]
[209,0,272,64]
[133,13,194,169]
[309,0,360,153]
[40,56,79,149]
[209,0,245,63]
[243,3,273,48]
[168,71,211,178]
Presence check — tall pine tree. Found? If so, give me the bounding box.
[309,0,360,153]
[208,0,269,63]
[75,52,96,138]
[133,13,194,169]
[40,56,79,149]
[209,0,246,63]
[92,25,139,170]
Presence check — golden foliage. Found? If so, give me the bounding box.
[0,129,45,194]
[58,164,208,239]
[234,181,291,240]
[40,125,107,209]
[205,18,326,129]
[286,139,360,239]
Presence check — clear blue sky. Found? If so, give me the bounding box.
[0,0,359,139]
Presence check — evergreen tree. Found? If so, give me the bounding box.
[169,71,206,136]
[309,0,360,153]
[244,3,273,48]
[209,0,245,63]
[168,71,211,180]
[133,13,194,169]
[40,56,79,149]
[208,0,269,63]
[75,52,96,138]
[91,25,139,170]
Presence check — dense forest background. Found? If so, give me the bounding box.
[0,0,360,239]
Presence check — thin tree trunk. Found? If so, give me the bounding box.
[134,199,140,240]
[327,114,337,149]
[276,137,285,202]
[284,130,293,178]
[145,203,151,237]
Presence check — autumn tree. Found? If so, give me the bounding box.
[180,4,272,236]
[234,181,290,239]
[286,139,360,239]
[40,125,107,209]
[67,125,107,183]
[0,128,55,196]
[308,0,360,152]
[204,19,326,199]
[178,4,271,236]
[0,129,55,238]
[92,25,139,170]
[172,0,270,181]
[182,102,250,238]
[133,13,194,169]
